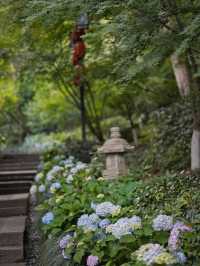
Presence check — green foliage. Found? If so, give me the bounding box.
[33,152,200,265]
[141,101,192,172]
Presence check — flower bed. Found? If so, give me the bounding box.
[31,154,199,266]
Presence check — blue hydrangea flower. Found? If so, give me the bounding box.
[99,219,111,229]
[152,215,173,231]
[59,234,73,249]
[46,166,62,181]
[38,184,46,193]
[173,251,187,264]
[77,213,100,231]
[129,215,142,229]
[50,182,61,193]
[42,212,54,224]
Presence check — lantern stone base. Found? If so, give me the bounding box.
[103,154,128,179]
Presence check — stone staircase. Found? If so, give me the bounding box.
[0,154,39,265]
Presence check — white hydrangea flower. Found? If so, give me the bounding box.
[64,163,74,169]
[30,185,37,194]
[69,156,74,161]
[35,173,43,182]
[76,162,87,170]
[152,215,173,231]
[52,165,62,172]
[106,216,141,239]
[46,172,54,181]
[106,218,132,239]
[92,202,121,217]
[46,165,62,181]
[66,174,74,184]
[70,167,79,174]
[135,243,165,265]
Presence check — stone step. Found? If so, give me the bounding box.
[0,181,32,195]
[0,246,23,263]
[0,216,26,247]
[0,193,29,208]
[0,263,25,266]
[0,170,37,180]
[0,194,29,216]
[0,153,39,159]
[0,163,38,171]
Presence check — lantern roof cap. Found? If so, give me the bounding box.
[98,127,134,154]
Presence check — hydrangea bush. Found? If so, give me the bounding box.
[31,153,199,266]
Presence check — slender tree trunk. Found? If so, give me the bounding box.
[171,52,200,171]
[80,84,87,144]
[170,54,190,97]
[126,109,138,146]
[132,128,138,146]
[191,89,200,172]
[167,3,200,171]
[191,127,200,171]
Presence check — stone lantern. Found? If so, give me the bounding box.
[98,127,134,179]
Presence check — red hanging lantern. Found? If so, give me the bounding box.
[69,14,89,86]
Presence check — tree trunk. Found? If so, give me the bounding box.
[170,53,190,97]
[126,110,139,146]
[191,129,200,171]
[132,128,138,146]
[191,109,200,172]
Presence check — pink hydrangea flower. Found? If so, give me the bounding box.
[87,255,99,266]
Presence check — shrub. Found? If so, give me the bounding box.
[31,153,200,266]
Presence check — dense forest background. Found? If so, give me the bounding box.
[1,0,200,173]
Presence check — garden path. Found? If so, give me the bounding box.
[0,154,39,265]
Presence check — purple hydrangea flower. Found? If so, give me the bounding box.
[87,255,99,266]
[59,234,73,249]
[42,212,54,224]
[168,222,192,251]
